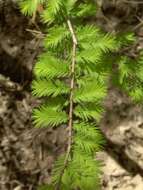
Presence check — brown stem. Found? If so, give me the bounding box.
[31,11,36,23]
[55,19,77,190]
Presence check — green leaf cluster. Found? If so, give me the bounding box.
[19,0,142,190]
[113,53,143,102]
[19,0,46,16]
[19,0,114,190]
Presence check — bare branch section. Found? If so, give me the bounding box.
[55,20,77,190]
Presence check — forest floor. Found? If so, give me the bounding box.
[1,1,143,190]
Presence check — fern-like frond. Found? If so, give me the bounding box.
[74,135,102,154]
[74,80,107,103]
[82,35,116,53]
[19,0,45,16]
[52,154,68,186]
[129,87,143,102]
[73,122,104,154]
[33,105,68,127]
[44,25,70,49]
[61,152,101,190]
[44,96,68,111]
[77,25,100,43]
[114,56,141,87]
[52,152,101,190]
[64,0,78,14]
[32,79,69,97]
[74,103,104,122]
[116,32,136,48]
[75,2,97,18]
[77,25,116,53]
[77,74,107,87]
[118,56,136,84]
[20,0,110,189]
[92,33,117,53]
[42,0,64,23]
[34,53,69,79]
[77,48,103,65]
[74,122,104,143]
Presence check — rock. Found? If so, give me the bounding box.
[101,88,143,190]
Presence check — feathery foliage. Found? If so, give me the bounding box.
[112,51,143,102]
[19,0,142,190]
[34,53,69,78]
[33,105,68,127]
[19,0,46,16]
[19,0,113,189]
